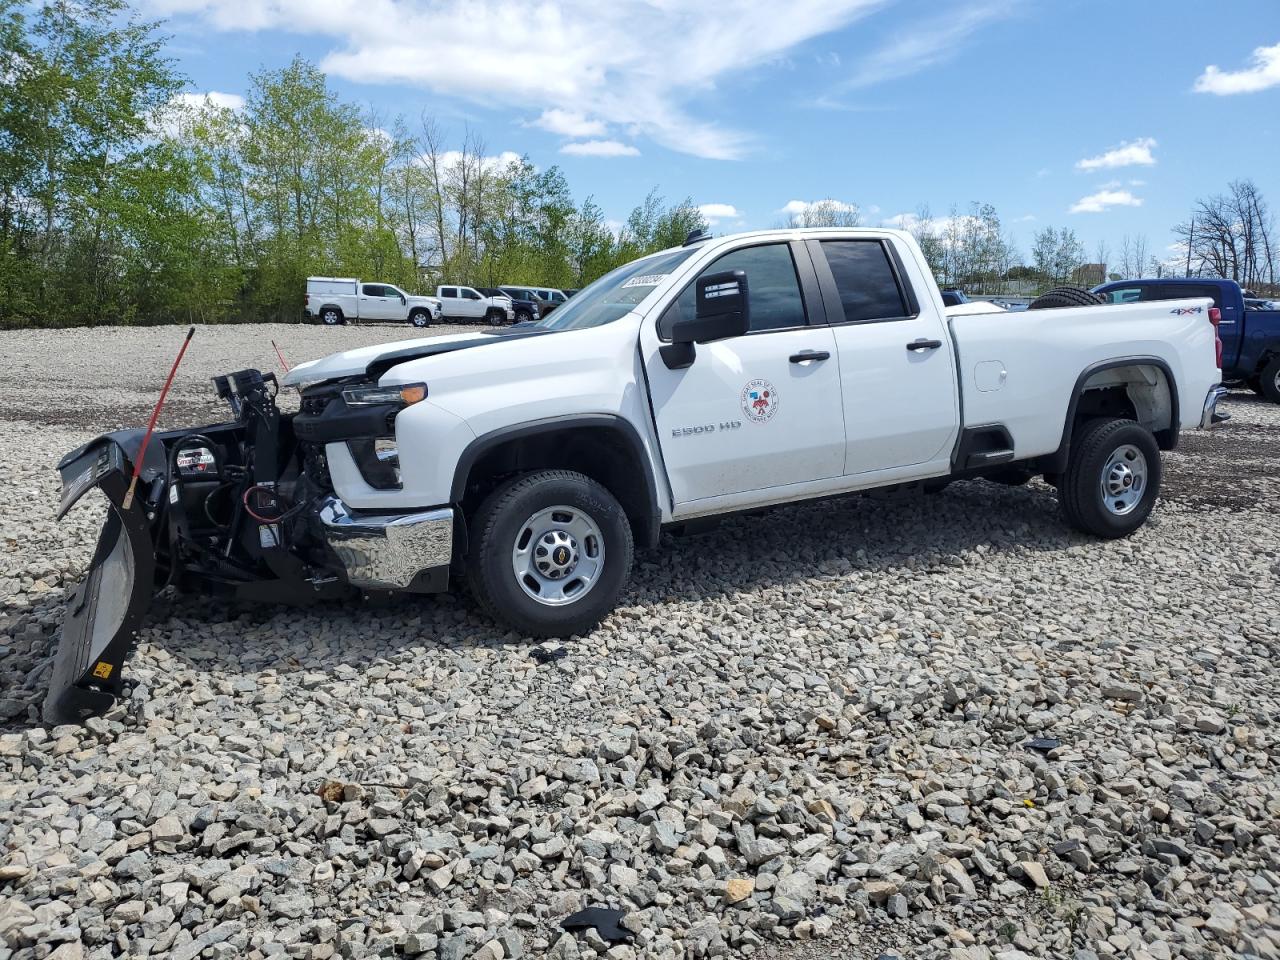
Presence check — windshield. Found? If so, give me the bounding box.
[533,248,699,331]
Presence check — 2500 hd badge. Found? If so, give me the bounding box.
[672,420,742,437]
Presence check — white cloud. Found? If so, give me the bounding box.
[174,90,245,112]
[846,0,1019,89]
[153,90,245,136]
[420,149,523,172]
[781,198,858,216]
[1069,189,1143,214]
[145,0,890,159]
[532,108,607,138]
[560,139,640,158]
[697,203,740,226]
[1076,138,1157,171]
[1194,42,1280,95]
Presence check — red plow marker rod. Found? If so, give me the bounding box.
[121,326,195,510]
[272,339,290,373]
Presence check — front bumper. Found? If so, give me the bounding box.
[1200,385,1230,428]
[318,496,453,591]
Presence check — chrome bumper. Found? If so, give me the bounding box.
[318,497,453,590]
[1200,385,1230,429]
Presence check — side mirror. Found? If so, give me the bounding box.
[401,294,407,304]
[661,271,750,369]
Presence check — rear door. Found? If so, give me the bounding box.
[809,238,960,477]
[642,240,845,507]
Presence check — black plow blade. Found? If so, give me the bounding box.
[44,439,157,724]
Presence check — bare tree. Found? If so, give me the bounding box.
[785,199,861,228]
[1175,179,1277,289]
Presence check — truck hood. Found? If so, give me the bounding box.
[282,327,546,387]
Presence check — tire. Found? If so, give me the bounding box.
[409,309,431,328]
[1028,286,1105,310]
[484,308,505,326]
[1059,418,1161,538]
[466,470,633,637]
[514,309,533,325]
[320,307,343,326]
[1260,356,1280,404]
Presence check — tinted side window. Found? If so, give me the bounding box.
[362,284,385,297]
[440,287,457,298]
[659,243,807,338]
[820,241,908,323]
[1181,284,1223,308]
[1102,287,1143,304]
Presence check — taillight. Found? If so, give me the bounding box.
[305,293,310,305]
[1208,306,1222,368]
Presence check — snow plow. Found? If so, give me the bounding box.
[45,368,361,723]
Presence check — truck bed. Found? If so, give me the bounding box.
[948,298,1220,461]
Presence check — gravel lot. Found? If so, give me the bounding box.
[1,323,1277,960]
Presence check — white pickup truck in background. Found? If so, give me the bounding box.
[49,227,1226,720]
[435,285,516,324]
[304,277,441,327]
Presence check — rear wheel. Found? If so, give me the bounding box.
[409,308,431,328]
[1028,286,1105,310]
[1260,356,1280,404]
[1059,418,1161,538]
[320,307,343,326]
[467,470,633,637]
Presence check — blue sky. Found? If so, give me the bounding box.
[153,0,1279,264]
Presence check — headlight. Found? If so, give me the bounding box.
[342,383,426,407]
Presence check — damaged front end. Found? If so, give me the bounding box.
[45,369,361,724]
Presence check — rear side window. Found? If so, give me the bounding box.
[659,242,808,338]
[820,240,908,323]
[440,287,457,298]
[362,284,385,297]
[1102,283,1222,308]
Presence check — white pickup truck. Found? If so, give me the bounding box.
[305,277,442,327]
[435,285,516,324]
[47,228,1227,722]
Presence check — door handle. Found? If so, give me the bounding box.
[906,338,943,351]
[789,350,830,363]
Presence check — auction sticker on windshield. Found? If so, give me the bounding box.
[621,274,668,288]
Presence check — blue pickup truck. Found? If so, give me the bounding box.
[1094,277,1280,403]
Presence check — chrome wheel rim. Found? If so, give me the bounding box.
[323,311,338,325]
[1100,444,1147,516]
[412,314,427,327]
[511,505,605,606]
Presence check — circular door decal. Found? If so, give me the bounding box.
[741,379,779,423]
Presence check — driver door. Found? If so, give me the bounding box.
[640,241,845,511]
[360,284,396,320]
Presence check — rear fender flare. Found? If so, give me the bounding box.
[1046,356,1179,472]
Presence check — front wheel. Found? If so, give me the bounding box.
[1058,418,1161,538]
[514,309,533,325]
[1260,356,1280,404]
[466,471,633,637]
[484,308,505,326]
[409,309,431,328]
